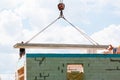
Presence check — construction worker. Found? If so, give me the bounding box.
[104,44,113,54]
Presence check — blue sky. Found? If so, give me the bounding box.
[0,0,120,79]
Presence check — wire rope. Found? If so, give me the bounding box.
[25,0,99,45]
[62,17,99,45]
[25,17,60,43]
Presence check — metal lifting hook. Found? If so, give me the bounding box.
[24,0,98,45]
[58,1,65,18]
[58,2,65,11]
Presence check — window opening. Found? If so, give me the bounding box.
[67,64,84,80]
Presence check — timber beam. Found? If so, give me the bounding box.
[14,43,108,49]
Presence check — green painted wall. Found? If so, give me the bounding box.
[26,54,120,80]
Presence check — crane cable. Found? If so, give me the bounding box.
[25,17,60,44]
[25,0,64,44]
[60,0,63,3]
[25,1,99,45]
[62,17,99,45]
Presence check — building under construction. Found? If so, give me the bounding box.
[14,1,120,80]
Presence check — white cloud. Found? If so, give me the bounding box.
[66,0,109,13]
[91,24,120,46]
[0,10,22,80]
[0,0,23,11]
[112,0,120,16]
[0,10,23,45]
[0,53,18,80]
[0,74,15,80]
[111,0,120,8]
[14,0,57,29]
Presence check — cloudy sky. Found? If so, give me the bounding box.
[0,0,120,79]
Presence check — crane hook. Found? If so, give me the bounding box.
[58,3,65,11]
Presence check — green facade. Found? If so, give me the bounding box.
[26,54,120,80]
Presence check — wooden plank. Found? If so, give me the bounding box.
[13,43,108,49]
[18,67,24,75]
